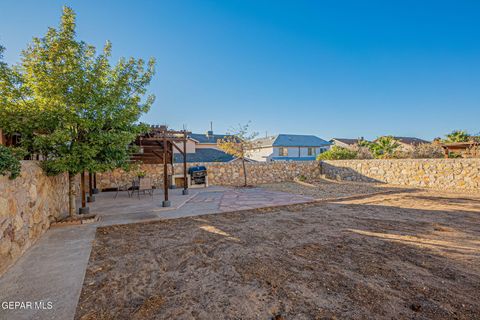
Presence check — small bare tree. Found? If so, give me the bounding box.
[217,123,258,187]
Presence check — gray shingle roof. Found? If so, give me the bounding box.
[254,134,331,147]
[253,136,277,148]
[173,148,234,163]
[189,133,232,144]
[393,137,430,146]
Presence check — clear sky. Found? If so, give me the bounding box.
[1,1,479,140]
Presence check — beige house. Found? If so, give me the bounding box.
[390,137,430,151]
[330,138,363,150]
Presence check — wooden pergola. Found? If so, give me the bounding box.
[131,125,191,207]
[441,141,480,158]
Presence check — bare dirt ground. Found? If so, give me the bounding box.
[260,178,408,200]
[75,185,480,320]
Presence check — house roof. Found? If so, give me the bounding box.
[189,133,232,144]
[253,136,277,147]
[254,134,331,148]
[331,138,361,145]
[393,137,430,146]
[173,148,234,163]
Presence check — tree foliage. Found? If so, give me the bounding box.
[443,130,471,143]
[316,146,357,160]
[217,123,258,186]
[0,7,155,215]
[369,136,400,159]
[0,146,27,180]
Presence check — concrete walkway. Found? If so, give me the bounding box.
[0,186,314,320]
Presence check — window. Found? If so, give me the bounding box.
[279,147,288,156]
[307,147,316,156]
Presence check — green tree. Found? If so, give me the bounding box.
[443,130,470,143]
[218,123,258,187]
[370,136,400,159]
[316,146,357,160]
[0,146,27,180]
[0,7,155,216]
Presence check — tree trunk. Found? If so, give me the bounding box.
[68,172,76,217]
[242,157,247,187]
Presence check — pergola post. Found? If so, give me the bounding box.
[92,172,99,194]
[79,171,89,214]
[131,126,191,205]
[162,136,170,207]
[182,130,189,195]
[87,171,95,202]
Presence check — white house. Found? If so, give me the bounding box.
[248,134,331,162]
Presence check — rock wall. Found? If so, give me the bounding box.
[0,161,68,275]
[97,161,322,189]
[321,159,480,191]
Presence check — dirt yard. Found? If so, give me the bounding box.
[259,178,407,200]
[75,187,480,320]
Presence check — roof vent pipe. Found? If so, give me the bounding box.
[206,121,213,137]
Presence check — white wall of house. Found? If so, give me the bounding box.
[275,146,327,158]
[332,140,355,149]
[195,143,220,150]
[248,145,329,161]
[247,146,274,161]
[173,139,196,154]
[173,139,227,155]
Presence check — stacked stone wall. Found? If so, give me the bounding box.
[97,161,322,189]
[321,159,480,191]
[0,161,68,275]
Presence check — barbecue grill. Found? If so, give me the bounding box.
[188,166,207,185]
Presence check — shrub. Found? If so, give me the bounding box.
[448,152,462,158]
[317,146,357,160]
[465,145,480,158]
[391,150,411,159]
[352,146,374,159]
[0,146,26,179]
[297,175,307,182]
[411,143,444,159]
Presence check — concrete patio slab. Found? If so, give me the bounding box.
[0,225,96,320]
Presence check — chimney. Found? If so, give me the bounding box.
[206,121,213,137]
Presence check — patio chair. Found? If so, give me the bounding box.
[136,177,154,199]
[114,179,133,199]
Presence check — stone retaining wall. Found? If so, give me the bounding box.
[321,159,480,191]
[0,161,68,275]
[97,161,322,189]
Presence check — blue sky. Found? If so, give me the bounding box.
[1,1,479,140]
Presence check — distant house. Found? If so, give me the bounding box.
[391,136,430,151]
[330,138,364,150]
[173,129,253,163]
[248,134,331,162]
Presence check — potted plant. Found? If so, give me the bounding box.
[137,171,146,179]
